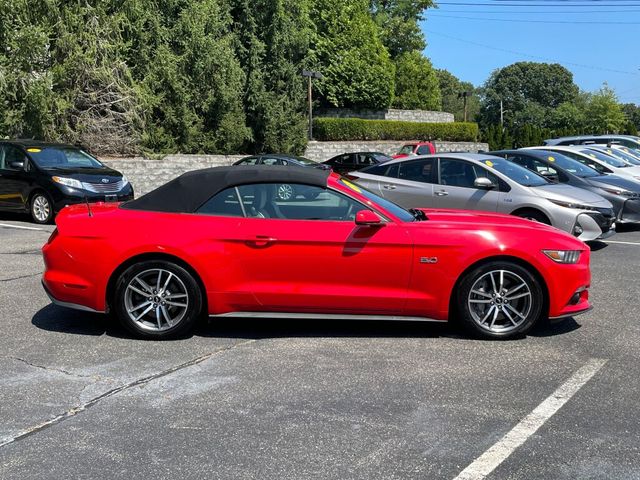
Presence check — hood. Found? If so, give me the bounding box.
[530,183,611,207]
[411,208,583,249]
[43,166,123,183]
[588,174,640,192]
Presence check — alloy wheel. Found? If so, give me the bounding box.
[124,268,189,332]
[467,269,532,334]
[31,195,51,223]
[277,184,294,201]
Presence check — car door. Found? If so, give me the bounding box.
[0,145,30,210]
[435,157,504,212]
[216,182,413,314]
[376,158,437,208]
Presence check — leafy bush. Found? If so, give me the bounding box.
[313,118,478,141]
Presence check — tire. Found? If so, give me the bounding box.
[30,192,53,224]
[513,209,550,225]
[456,261,544,340]
[114,260,203,339]
[276,184,295,201]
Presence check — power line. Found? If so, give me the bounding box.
[428,13,640,22]
[424,29,640,75]
[437,2,640,6]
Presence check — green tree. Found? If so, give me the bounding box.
[230,0,312,154]
[392,51,441,110]
[436,69,480,121]
[311,0,395,110]
[584,84,627,134]
[480,62,579,128]
[369,0,435,58]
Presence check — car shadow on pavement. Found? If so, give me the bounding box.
[32,304,582,341]
[0,212,33,223]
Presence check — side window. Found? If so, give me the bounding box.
[237,183,365,221]
[237,157,259,165]
[472,165,505,190]
[361,163,393,177]
[357,154,375,167]
[0,146,5,170]
[196,187,244,217]
[508,155,532,169]
[564,152,610,173]
[261,157,280,165]
[397,159,436,183]
[416,144,433,155]
[2,146,26,171]
[531,158,558,175]
[439,158,478,188]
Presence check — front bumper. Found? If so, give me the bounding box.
[575,210,616,241]
[52,186,134,213]
[618,198,640,224]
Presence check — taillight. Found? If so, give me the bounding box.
[47,228,59,244]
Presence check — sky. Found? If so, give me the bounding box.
[420,1,640,104]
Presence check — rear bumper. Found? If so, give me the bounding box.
[42,280,104,313]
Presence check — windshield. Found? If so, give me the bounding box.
[27,147,103,169]
[482,157,548,187]
[578,148,628,168]
[290,156,317,166]
[539,152,601,178]
[339,178,416,222]
[398,145,416,155]
[596,148,640,166]
[371,153,392,162]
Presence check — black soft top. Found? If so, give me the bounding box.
[121,165,331,213]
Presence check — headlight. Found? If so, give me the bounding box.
[600,187,639,198]
[52,176,83,189]
[542,250,581,264]
[548,199,597,211]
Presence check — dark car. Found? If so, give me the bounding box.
[491,149,640,225]
[322,151,392,175]
[233,154,329,201]
[0,140,133,224]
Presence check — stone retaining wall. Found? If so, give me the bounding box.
[304,140,488,162]
[317,108,454,123]
[102,141,488,196]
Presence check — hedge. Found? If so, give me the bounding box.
[313,118,479,142]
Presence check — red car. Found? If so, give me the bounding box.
[392,141,436,159]
[42,166,591,340]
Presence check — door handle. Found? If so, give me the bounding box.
[382,184,396,190]
[246,235,278,247]
[435,190,449,196]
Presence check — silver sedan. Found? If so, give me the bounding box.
[349,153,616,241]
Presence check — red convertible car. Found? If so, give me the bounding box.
[42,166,592,340]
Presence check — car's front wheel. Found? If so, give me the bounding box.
[456,261,544,339]
[30,192,53,224]
[114,260,203,339]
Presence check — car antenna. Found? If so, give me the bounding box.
[85,195,93,217]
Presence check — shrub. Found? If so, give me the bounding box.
[313,118,478,141]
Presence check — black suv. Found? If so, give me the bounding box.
[0,140,134,223]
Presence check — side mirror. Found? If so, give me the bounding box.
[355,209,384,226]
[9,161,24,170]
[474,177,497,190]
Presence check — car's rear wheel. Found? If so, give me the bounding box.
[30,192,53,224]
[457,261,544,339]
[114,260,203,339]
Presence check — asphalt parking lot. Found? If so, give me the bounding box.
[1,213,639,480]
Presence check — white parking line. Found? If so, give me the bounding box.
[452,358,608,480]
[605,240,640,246]
[0,222,44,231]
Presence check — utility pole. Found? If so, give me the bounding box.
[302,70,324,140]
[458,91,470,122]
[500,99,504,129]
